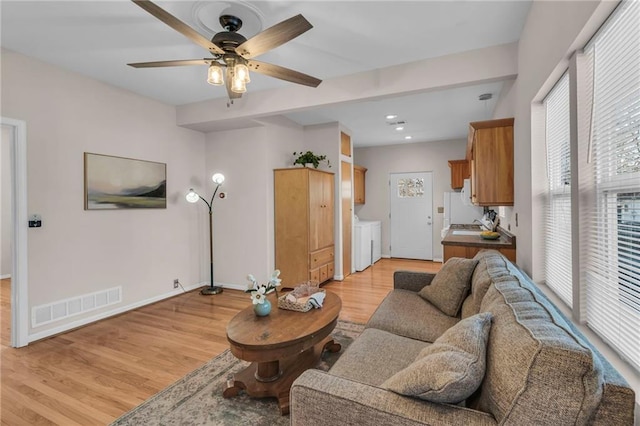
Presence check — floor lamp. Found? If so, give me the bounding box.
[186,173,225,295]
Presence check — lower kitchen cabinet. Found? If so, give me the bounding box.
[443,245,516,263]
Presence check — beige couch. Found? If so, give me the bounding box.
[290,250,636,425]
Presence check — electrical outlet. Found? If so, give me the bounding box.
[173,279,179,289]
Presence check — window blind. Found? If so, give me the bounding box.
[580,0,640,370]
[544,73,573,306]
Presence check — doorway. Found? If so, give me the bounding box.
[389,172,433,260]
[1,117,29,348]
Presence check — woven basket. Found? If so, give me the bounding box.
[278,290,325,312]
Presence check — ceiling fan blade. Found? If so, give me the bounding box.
[132,0,224,55]
[236,14,312,59]
[248,60,321,88]
[128,59,210,68]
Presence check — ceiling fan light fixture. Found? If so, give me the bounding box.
[207,63,224,86]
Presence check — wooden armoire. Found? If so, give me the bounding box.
[274,168,335,287]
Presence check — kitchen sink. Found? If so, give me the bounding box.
[452,230,483,236]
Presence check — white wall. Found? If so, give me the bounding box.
[204,116,304,288]
[1,125,12,277]
[498,0,609,279]
[354,139,467,261]
[1,49,207,337]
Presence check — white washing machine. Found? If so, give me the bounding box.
[354,220,382,271]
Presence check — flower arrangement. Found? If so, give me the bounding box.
[293,151,331,169]
[246,270,281,304]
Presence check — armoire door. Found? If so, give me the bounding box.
[309,170,334,251]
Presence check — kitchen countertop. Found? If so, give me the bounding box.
[441,224,516,249]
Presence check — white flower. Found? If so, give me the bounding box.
[246,274,258,291]
[251,287,266,305]
[269,269,282,287]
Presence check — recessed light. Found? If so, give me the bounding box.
[404,136,412,140]
[395,126,404,131]
[386,114,397,120]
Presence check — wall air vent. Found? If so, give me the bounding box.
[32,286,122,327]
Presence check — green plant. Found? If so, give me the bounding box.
[293,151,331,168]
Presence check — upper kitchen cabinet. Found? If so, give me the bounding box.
[448,159,469,190]
[466,118,514,206]
[341,132,351,157]
[353,165,367,204]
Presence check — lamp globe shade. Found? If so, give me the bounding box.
[186,189,200,203]
[212,173,225,185]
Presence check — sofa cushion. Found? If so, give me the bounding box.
[382,312,492,404]
[470,279,604,425]
[462,250,513,318]
[419,257,479,316]
[329,328,429,386]
[366,289,460,342]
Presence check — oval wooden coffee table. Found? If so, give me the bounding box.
[224,291,342,415]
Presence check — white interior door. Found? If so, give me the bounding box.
[390,172,433,260]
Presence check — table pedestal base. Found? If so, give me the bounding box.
[223,337,341,415]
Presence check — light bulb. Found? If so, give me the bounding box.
[186,189,200,203]
[234,63,250,83]
[231,75,246,93]
[207,64,224,86]
[212,173,225,185]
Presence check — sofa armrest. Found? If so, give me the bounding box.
[393,270,437,292]
[291,370,497,426]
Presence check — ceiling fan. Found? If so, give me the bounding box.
[128,0,322,101]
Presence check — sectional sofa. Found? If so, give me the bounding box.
[290,249,636,425]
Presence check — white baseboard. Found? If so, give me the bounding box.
[0,274,11,279]
[217,282,246,292]
[433,257,444,263]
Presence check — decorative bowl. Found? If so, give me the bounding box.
[480,231,500,240]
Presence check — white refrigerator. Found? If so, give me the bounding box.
[442,192,484,237]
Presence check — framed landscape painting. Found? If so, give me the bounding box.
[84,153,166,210]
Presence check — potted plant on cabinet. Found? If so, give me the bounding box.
[293,151,331,169]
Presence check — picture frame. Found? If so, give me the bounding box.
[84,152,166,210]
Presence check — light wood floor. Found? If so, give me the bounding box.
[0,259,440,425]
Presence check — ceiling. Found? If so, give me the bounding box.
[0,1,531,147]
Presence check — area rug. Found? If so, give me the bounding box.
[111,320,365,426]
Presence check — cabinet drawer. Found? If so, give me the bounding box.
[310,263,333,284]
[310,247,334,269]
[309,268,320,285]
[319,264,328,283]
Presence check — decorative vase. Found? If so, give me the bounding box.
[254,299,272,316]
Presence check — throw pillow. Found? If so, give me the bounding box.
[419,257,479,316]
[382,312,492,404]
